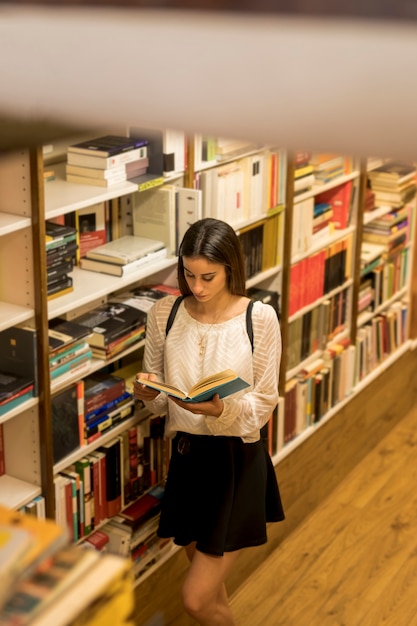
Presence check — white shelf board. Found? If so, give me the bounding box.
[246,265,282,289]
[44,163,138,220]
[0,212,31,236]
[0,301,34,332]
[363,205,393,225]
[291,225,356,265]
[47,257,178,320]
[0,474,41,509]
[0,397,38,426]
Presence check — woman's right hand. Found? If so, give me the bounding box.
[134,372,160,402]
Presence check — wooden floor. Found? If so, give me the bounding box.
[230,403,417,626]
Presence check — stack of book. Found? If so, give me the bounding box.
[79,234,167,277]
[310,153,346,186]
[65,134,149,187]
[363,186,376,212]
[102,484,172,582]
[360,241,386,276]
[312,201,334,241]
[45,221,77,300]
[73,297,148,360]
[83,385,134,445]
[0,326,37,417]
[293,152,315,195]
[367,161,417,207]
[362,204,410,258]
[48,318,93,384]
[0,505,135,626]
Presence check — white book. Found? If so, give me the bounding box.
[80,246,167,276]
[85,235,166,265]
[66,146,148,169]
[132,185,177,256]
[176,187,202,252]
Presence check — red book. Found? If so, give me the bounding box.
[289,262,301,316]
[119,493,161,528]
[85,529,110,551]
[316,181,353,230]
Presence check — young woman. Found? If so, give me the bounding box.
[134,218,284,626]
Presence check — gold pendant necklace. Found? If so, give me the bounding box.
[195,308,224,356]
[196,322,213,357]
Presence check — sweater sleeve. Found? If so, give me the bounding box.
[140,296,178,416]
[204,302,281,438]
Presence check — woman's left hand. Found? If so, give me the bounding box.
[169,393,224,417]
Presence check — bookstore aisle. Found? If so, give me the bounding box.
[229,403,417,626]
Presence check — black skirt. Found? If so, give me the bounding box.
[157,432,285,556]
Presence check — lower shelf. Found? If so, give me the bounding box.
[0,473,41,510]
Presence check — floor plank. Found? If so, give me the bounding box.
[230,404,417,625]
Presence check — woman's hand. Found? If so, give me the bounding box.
[169,394,224,418]
[134,372,160,402]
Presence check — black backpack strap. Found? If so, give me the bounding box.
[165,295,185,337]
[246,299,254,353]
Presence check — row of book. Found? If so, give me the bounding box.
[284,298,409,445]
[194,147,287,227]
[99,484,172,582]
[292,180,354,260]
[54,415,170,543]
[45,221,77,300]
[287,288,349,372]
[65,134,150,188]
[289,234,352,317]
[51,368,136,465]
[358,248,410,320]
[367,160,416,208]
[293,152,353,197]
[362,203,412,259]
[194,135,263,169]
[0,505,134,626]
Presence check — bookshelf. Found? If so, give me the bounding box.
[2,130,417,624]
[0,150,44,510]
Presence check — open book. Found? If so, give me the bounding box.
[136,369,250,403]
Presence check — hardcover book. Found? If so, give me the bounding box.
[48,319,92,353]
[79,246,167,277]
[98,437,122,519]
[51,384,82,464]
[85,235,165,266]
[66,145,148,169]
[136,368,250,402]
[84,373,126,414]
[74,300,147,348]
[0,326,37,396]
[67,135,148,157]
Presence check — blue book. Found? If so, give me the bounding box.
[68,135,148,157]
[50,350,92,380]
[0,388,34,416]
[85,391,132,423]
[136,369,250,403]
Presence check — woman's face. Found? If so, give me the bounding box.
[182,256,228,303]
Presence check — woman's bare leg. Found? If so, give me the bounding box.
[182,543,240,625]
